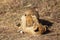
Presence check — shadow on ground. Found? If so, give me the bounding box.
[38,19,53,34]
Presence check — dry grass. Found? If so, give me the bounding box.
[0,0,60,40]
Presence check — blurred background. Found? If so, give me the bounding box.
[0,0,60,40]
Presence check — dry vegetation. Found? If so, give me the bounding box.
[0,0,60,40]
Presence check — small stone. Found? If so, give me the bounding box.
[20,30,23,34]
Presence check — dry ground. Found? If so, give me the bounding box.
[0,0,60,40]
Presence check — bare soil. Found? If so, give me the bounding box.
[0,0,60,40]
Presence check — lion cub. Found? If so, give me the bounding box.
[20,8,46,35]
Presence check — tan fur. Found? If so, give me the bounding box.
[19,8,46,35]
[26,15,34,27]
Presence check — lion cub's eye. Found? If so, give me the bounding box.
[25,14,26,16]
